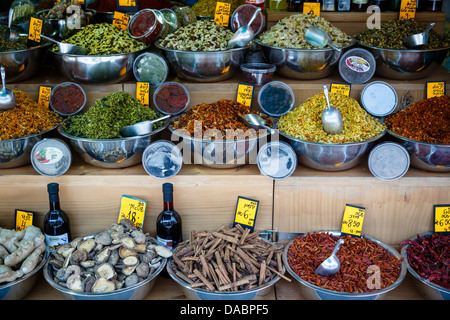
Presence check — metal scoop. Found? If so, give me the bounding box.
[405,23,435,48]
[39,34,88,55]
[321,84,343,135]
[239,113,275,135]
[315,239,344,277]
[0,66,16,111]
[120,115,170,137]
[305,26,341,52]
[3,8,19,42]
[228,7,261,48]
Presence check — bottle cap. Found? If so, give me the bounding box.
[163,182,173,193]
[47,182,59,193]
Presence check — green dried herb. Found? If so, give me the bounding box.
[64,91,162,139]
[0,26,27,51]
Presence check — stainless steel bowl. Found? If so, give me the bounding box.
[49,46,148,84]
[255,39,355,80]
[0,42,51,83]
[388,130,449,172]
[283,230,407,300]
[58,120,168,169]
[0,257,46,300]
[36,9,96,40]
[401,232,449,300]
[169,126,270,168]
[0,125,58,169]
[358,43,450,80]
[154,41,249,82]
[280,130,386,171]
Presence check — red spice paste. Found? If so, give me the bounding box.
[130,10,157,37]
[50,84,85,115]
[155,83,188,114]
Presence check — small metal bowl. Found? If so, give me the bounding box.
[283,231,407,300]
[0,125,59,169]
[358,43,450,80]
[155,41,249,82]
[280,130,386,171]
[0,257,46,300]
[58,119,169,169]
[388,130,449,172]
[36,9,96,40]
[255,39,355,80]
[401,233,450,300]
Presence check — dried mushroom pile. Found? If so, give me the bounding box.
[170,225,289,292]
[0,226,46,284]
[47,219,172,293]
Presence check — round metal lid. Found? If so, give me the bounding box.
[338,48,376,85]
[142,140,183,179]
[31,138,72,177]
[257,81,295,117]
[368,142,410,181]
[361,81,398,117]
[257,141,297,180]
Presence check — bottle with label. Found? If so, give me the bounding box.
[351,0,369,11]
[43,183,71,254]
[288,0,303,11]
[337,0,351,11]
[156,183,182,250]
[425,0,442,11]
[322,0,336,11]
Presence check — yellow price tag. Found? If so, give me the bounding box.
[28,17,43,43]
[15,209,35,232]
[330,83,351,96]
[112,11,130,31]
[303,2,321,16]
[118,0,136,6]
[136,82,150,107]
[215,2,231,27]
[38,86,52,108]
[399,0,416,20]
[236,83,254,107]
[426,81,445,99]
[434,205,450,233]
[234,196,259,230]
[118,195,147,228]
[340,204,365,237]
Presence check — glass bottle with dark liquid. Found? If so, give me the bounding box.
[44,183,71,254]
[156,183,182,250]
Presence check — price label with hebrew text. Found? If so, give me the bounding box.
[38,86,52,108]
[136,82,150,106]
[399,0,416,20]
[234,196,259,231]
[330,83,351,96]
[434,204,450,233]
[118,195,147,228]
[28,17,43,43]
[215,2,231,27]
[341,204,365,237]
[236,83,254,107]
[303,2,320,16]
[15,209,35,231]
[426,81,445,99]
[112,11,130,31]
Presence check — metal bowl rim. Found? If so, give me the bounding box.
[255,37,356,52]
[387,129,450,147]
[49,43,149,58]
[0,124,59,143]
[43,233,167,297]
[154,40,250,54]
[282,230,407,298]
[0,41,51,54]
[279,128,387,146]
[0,256,47,291]
[400,232,450,294]
[358,42,450,53]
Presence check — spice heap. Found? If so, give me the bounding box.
[159,20,233,51]
[278,92,385,143]
[192,0,244,17]
[52,23,146,55]
[171,224,289,292]
[172,99,272,139]
[385,95,450,145]
[356,19,450,50]
[0,26,27,51]
[401,233,449,289]
[63,91,162,139]
[0,90,60,141]
[287,232,402,293]
[259,14,352,49]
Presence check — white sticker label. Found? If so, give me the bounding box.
[35,147,63,165]
[346,56,370,73]
[45,233,69,253]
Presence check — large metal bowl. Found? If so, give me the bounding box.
[169,126,270,168]
[358,43,450,80]
[279,130,386,171]
[58,120,168,169]
[49,46,148,84]
[255,39,355,80]
[388,130,449,172]
[0,42,51,83]
[0,257,46,300]
[401,233,449,300]
[283,231,407,300]
[154,41,249,82]
[0,125,59,169]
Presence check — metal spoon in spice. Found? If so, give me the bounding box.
[305,26,341,52]
[120,114,170,137]
[3,8,18,42]
[0,66,16,111]
[239,113,275,135]
[404,23,435,49]
[315,239,344,276]
[228,8,261,48]
[39,34,88,55]
[321,84,343,135]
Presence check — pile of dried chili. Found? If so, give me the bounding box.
[385,95,449,145]
[287,232,402,293]
[400,233,449,289]
[0,90,60,141]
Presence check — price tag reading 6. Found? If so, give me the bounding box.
[234,196,259,231]
[434,204,450,233]
[214,2,231,27]
[341,204,365,237]
[118,195,147,228]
